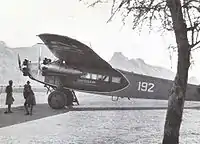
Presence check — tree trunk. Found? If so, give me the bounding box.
[162,0,190,144]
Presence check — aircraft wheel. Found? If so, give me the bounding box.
[63,89,73,106]
[48,91,66,109]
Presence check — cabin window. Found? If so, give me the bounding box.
[97,74,103,80]
[81,73,91,79]
[102,76,109,82]
[94,74,109,82]
[112,77,121,83]
[91,74,97,80]
[81,73,109,82]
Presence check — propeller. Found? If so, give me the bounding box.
[17,54,22,71]
[38,46,42,69]
[37,46,42,76]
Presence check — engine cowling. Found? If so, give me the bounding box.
[41,63,83,76]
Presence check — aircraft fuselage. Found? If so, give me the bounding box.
[102,70,200,101]
[22,59,130,93]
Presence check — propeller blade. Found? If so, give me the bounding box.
[38,46,42,70]
[37,46,42,76]
[17,54,22,71]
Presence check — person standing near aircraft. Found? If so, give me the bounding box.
[4,80,14,114]
[23,81,36,115]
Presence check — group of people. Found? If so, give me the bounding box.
[4,80,36,115]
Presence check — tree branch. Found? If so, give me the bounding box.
[107,0,125,23]
[82,0,200,50]
[191,40,200,49]
[87,0,104,7]
[182,0,199,8]
[187,22,200,31]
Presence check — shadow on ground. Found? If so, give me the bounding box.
[0,104,69,128]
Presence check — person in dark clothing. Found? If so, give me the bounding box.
[4,80,14,114]
[23,81,36,115]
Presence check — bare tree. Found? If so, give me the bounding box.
[80,0,200,143]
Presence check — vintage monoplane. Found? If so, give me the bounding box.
[18,33,200,109]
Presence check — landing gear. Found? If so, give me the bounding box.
[72,90,79,105]
[63,89,73,106]
[47,88,79,109]
[48,90,66,109]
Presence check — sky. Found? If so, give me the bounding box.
[0,0,200,80]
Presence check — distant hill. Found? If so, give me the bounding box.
[0,41,26,85]
[0,42,54,86]
[12,44,55,62]
[109,52,199,85]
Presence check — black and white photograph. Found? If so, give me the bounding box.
[0,0,200,143]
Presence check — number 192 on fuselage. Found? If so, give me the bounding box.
[137,81,155,92]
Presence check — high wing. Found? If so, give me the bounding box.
[38,33,112,70]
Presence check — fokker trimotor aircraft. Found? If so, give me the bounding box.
[18,33,200,109]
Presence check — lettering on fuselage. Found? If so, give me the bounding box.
[137,81,155,92]
[77,79,96,84]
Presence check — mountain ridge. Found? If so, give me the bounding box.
[108,52,199,85]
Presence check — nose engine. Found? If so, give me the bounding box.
[41,59,83,76]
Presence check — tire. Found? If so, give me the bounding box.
[48,90,66,109]
[63,89,73,106]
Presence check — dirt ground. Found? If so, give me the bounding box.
[0,92,200,144]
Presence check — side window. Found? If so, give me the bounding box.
[91,74,97,80]
[80,73,109,82]
[102,76,109,82]
[97,74,103,80]
[97,75,109,82]
[81,73,90,79]
[112,77,121,83]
